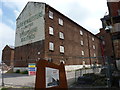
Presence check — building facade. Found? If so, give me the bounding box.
[100,0,120,61]
[2,45,14,66]
[14,2,102,67]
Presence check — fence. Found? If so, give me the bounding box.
[1,56,119,88]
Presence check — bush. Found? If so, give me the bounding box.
[15,69,20,73]
[21,70,28,74]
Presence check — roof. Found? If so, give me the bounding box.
[8,45,15,49]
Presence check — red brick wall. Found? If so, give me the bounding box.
[44,6,102,65]
[107,2,120,17]
[14,40,44,67]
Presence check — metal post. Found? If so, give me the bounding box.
[106,56,112,88]
[1,61,4,86]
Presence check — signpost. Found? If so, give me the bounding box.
[28,63,36,75]
[35,60,68,89]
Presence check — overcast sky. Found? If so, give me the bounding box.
[0,0,108,62]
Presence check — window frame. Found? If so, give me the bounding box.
[49,26,54,35]
[59,32,64,39]
[93,45,96,49]
[80,40,84,45]
[58,18,63,26]
[49,11,53,19]
[80,30,83,35]
[92,37,95,41]
[60,45,64,53]
[81,50,84,56]
[49,42,54,51]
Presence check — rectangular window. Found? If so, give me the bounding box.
[80,40,84,45]
[92,37,95,41]
[49,27,54,35]
[81,51,84,56]
[58,18,63,26]
[60,46,64,53]
[59,32,64,39]
[49,11,53,19]
[80,30,83,35]
[94,53,96,57]
[49,42,54,51]
[93,45,95,49]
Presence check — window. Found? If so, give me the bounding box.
[94,53,96,57]
[59,18,63,26]
[60,46,64,53]
[93,45,95,49]
[49,42,54,51]
[81,51,84,56]
[80,40,84,45]
[59,32,64,39]
[49,11,53,19]
[92,37,94,41]
[49,27,54,35]
[80,30,83,35]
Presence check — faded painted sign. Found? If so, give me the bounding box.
[15,2,45,47]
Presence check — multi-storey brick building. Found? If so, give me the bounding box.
[100,0,120,61]
[14,2,102,67]
[2,45,14,66]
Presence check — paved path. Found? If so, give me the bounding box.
[0,73,36,87]
[0,71,76,87]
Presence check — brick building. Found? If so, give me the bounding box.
[100,0,120,61]
[2,45,14,66]
[14,2,102,67]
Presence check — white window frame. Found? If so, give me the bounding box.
[92,37,95,41]
[58,18,63,26]
[81,51,84,56]
[59,32,64,39]
[49,42,54,51]
[60,46,64,53]
[49,11,53,19]
[94,53,96,57]
[80,40,84,45]
[49,27,54,35]
[93,45,96,49]
[80,30,83,35]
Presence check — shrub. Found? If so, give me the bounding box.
[15,69,20,73]
[21,70,28,74]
